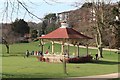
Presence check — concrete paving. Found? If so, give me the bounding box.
[66,73,120,80]
[48,73,119,80]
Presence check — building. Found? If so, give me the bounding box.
[57,3,96,24]
[57,3,96,37]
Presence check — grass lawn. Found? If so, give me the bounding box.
[1,41,119,78]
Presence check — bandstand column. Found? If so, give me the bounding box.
[74,41,77,57]
[61,41,65,55]
[51,41,54,54]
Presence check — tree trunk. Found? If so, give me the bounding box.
[98,45,103,58]
[95,1,104,58]
[95,33,103,58]
[2,38,10,54]
[97,27,103,58]
[5,44,9,54]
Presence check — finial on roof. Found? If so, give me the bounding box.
[60,21,70,28]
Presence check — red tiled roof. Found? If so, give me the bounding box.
[38,27,92,39]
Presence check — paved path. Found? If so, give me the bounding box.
[54,41,119,52]
[74,73,119,78]
[66,73,120,80]
[48,73,119,80]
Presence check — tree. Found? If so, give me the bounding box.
[44,13,57,23]
[12,19,30,36]
[1,0,53,54]
[41,13,58,35]
[31,29,38,39]
[41,20,47,35]
[94,1,104,58]
[110,2,120,49]
[93,0,120,57]
[1,0,61,23]
[2,37,10,54]
[2,23,17,54]
[81,2,93,8]
[46,22,59,34]
[71,1,112,58]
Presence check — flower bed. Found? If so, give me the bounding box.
[36,54,93,63]
[67,55,93,63]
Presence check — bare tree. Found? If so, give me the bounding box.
[1,0,44,23]
[2,23,16,53]
[110,2,120,49]
[70,0,115,58]
[1,0,56,53]
[2,37,9,54]
[92,0,120,58]
[93,0,105,58]
[1,0,69,54]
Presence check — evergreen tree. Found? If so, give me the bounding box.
[12,19,30,36]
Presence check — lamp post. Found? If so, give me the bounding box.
[77,43,80,57]
[61,40,67,74]
[86,44,89,55]
[40,39,44,53]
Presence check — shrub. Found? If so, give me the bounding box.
[67,55,93,63]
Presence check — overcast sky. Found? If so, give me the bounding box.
[0,0,119,23]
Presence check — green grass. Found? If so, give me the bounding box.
[1,41,119,78]
[2,56,118,78]
[1,41,117,57]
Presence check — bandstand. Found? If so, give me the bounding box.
[37,22,92,63]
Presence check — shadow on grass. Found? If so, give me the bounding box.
[2,73,68,80]
[91,60,120,65]
[1,78,57,80]
[108,78,120,80]
[67,60,119,65]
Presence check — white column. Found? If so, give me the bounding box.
[75,45,77,56]
[52,41,54,54]
[61,41,64,55]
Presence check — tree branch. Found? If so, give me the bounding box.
[17,0,43,21]
[43,0,53,5]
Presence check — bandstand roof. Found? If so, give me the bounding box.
[38,22,92,39]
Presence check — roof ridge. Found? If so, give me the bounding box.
[66,28,70,38]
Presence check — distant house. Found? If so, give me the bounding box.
[57,10,71,22]
[57,3,117,27]
[57,5,96,25]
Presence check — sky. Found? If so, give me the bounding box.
[0,0,119,23]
